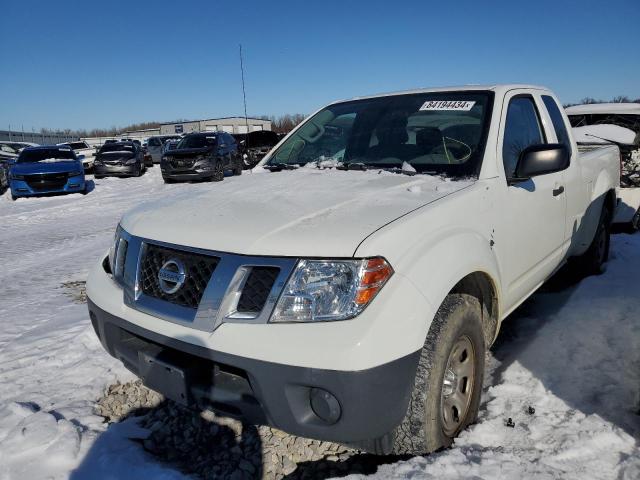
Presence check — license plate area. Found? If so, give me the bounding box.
[139,351,190,406]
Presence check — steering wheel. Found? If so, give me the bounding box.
[431,139,472,163]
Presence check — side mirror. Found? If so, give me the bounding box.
[512,143,569,183]
[77,154,86,160]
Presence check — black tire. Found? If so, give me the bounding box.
[11,194,17,201]
[389,294,485,455]
[576,204,611,275]
[211,161,224,182]
[631,208,640,232]
[136,165,143,177]
[163,177,174,184]
[95,174,103,179]
[232,157,243,176]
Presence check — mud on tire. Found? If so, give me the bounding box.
[389,293,486,455]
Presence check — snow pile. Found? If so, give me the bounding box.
[356,235,640,479]
[573,124,637,145]
[0,168,638,479]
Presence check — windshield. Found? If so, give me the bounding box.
[267,91,493,176]
[176,135,216,149]
[66,142,88,150]
[99,143,135,153]
[18,148,76,163]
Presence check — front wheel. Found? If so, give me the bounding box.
[211,161,224,182]
[232,157,243,176]
[389,294,485,455]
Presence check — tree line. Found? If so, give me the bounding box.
[564,96,640,108]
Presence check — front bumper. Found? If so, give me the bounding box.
[10,176,85,197]
[94,164,138,176]
[161,167,214,181]
[88,298,419,444]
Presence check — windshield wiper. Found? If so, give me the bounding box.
[337,162,368,171]
[263,163,299,172]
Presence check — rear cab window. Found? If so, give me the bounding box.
[542,95,573,157]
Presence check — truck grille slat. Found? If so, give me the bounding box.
[140,244,219,309]
[237,267,280,313]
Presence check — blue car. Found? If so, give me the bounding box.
[9,146,87,200]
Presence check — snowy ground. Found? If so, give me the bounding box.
[0,167,638,479]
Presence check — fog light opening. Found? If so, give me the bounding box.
[309,387,341,424]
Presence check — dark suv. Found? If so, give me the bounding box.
[160,132,242,183]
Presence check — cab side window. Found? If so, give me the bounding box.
[542,95,572,156]
[502,96,545,179]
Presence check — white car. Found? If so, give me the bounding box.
[87,84,619,455]
[58,140,95,170]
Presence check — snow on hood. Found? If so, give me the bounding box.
[573,124,638,145]
[121,168,474,257]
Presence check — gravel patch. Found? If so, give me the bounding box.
[61,280,87,304]
[96,381,401,479]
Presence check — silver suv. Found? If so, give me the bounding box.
[147,135,181,164]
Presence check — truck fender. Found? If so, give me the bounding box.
[397,228,503,346]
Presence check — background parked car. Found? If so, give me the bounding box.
[94,141,146,178]
[58,140,96,171]
[0,143,20,176]
[0,162,8,192]
[233,130,280,168]
[161,131,242,183]
[162,139,180,153]
[0,140,39,153]
[9,145,86,200]
[147,135,181,163]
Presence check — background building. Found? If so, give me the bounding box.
[159,117,271,135]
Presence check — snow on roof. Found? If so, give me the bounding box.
[573,124,637,145]
[566,103,640,116]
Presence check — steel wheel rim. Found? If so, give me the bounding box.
[440,335,476,436]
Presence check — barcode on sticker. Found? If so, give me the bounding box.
[419,100,476,111]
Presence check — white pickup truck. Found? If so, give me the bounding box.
[87,84,619,455]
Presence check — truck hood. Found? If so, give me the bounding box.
[121,168,473,257]
[11,160,81,175]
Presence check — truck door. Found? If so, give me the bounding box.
[498,92,567,306]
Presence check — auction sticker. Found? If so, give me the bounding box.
[419,100,476,111]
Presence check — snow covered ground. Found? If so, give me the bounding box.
[0,167,638,479]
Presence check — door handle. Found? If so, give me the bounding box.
[553,185,565,196]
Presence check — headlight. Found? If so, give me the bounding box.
[10,173,24,180]
[125,158,137,165]
[69,171,83,177]
[271,257,393,323]
[108,225,128,280]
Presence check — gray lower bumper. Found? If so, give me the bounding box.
[87,299,419,445]
[94,165,137,176]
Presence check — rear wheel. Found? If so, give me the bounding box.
[576,204,611,275]
[389,294,485,455]
[163,177,174,184]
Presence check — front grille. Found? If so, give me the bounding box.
[237,267,280,313]
[25,173,68,191]
[140,244,219,309]
[170,159,195,169]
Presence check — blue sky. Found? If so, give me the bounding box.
[1,0,638,131]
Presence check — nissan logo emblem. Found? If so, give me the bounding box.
[158,258,186,294]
